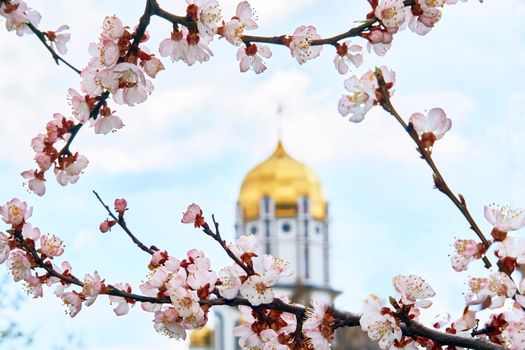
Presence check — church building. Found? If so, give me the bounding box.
[190,141,377,350]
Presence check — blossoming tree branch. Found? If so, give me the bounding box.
[0,0,522,349]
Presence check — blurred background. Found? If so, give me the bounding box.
[0,0,524,349]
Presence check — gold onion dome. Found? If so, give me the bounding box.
[238,141,327,221]
[189,326,213,347]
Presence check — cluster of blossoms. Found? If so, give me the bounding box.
[0,198,105,316]
[6,0,476,198]
[361,275,436,349]
[338,66,395,122]
[0,0,40,36]
[141,248,216,339]
[7,0,524,349]
[81,15,162,107]
[159,0,222,66]
[444,203,525,348]
[367,0,469,55]
[21,15,165,196]
[0,0,70,53]
[21,114,89,196]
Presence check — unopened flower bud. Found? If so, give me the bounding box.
[99,219,116,233]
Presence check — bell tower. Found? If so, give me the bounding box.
[210,141,339,350]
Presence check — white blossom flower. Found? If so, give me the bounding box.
[289,25,322,64]
[393,275,436,308]
[333,41,363,75]
[360,295,402,350]
[237,43,271,74]
[466,272,517,309]
[240,274,274,306]
[375,0,407,32]
[409,108,452,148]
[153,307,186,339]
[484,205,525,233]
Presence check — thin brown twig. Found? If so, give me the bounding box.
[374,69,493,270]
[25,22,81,74]
[93,190,156,255]
[202,215,253,276]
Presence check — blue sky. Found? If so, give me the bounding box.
[1,0,525,349]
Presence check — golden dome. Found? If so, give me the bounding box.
[238,141,327,221]
[189,326,213,347]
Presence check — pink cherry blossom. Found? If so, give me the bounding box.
[333,41,363,75]
[181,304,207,329]
[109,283,135,316]
[21,223,41,241]
[216,265,244,299]
[363,29,393,56]
[185,32,213,66]
[40,234,65,258]
[165,268,188,294]
[393,274,436,308]
[25,275,43,298]
[228,234,257,269]
[0,0,41,36]
[80,64,103,96]
[409,107,452,149]
[260,329,289,350]
[54,154,89,186]
[360,295,402,350]
[496,237,525,265]
[159,27,189,63]
[0,232,10,264]
[68,88,91,123]
[408,0,444,35]
[484,204,525,233]
[21,169,46,196]
[48,260,73,296]
[233,305,258,345]
[169,287,201,318]
[239,274,274,306]
[88,37,120,68]
[140,55,165,78]
[34,153,52,171]
[289,25,322,64]
[181,203,206,228]
[153,307,186,339]
[222,1,257,46]
[375,0,407,33]
[502,316,525,350]
[186,268,217,293]
[450,238,483,272]
[101,15,124,41]
[83,271,104,306]
[303,301,334,350]
[0,198,32,226]
[338,75,375,122]
[451,309,477,331]
[186,0,222,36]
[141,267,171,301]
[237,43,271,74]
[149,250,169,269]
[98,62,154,106]
[466,272,517,309]
[45,25,70,55]
[7,249,32,282]
[94,112,124,135]
[62,291,83,317]
[262,255,292,278]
